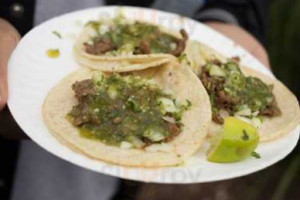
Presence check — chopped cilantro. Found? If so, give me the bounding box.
[52,31,62,39]
[251,151,261,159]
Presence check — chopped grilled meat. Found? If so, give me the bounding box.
[133,41,151,55]
[217,91,239,105]
[72,79,94,101]
[168,29,188,56]
[163,123,181,142]
[169,40,185,56]
[119,72,132,76]
[180,29,188,41]
[142,137,153,147]
[200,68,225,92]
[113,117,122,124]
[200,65,282,125]
[70,104,90,126]
[71,106,101,127]
[260,98,281,116]
[200,69,209,85]
[212,113,224,124]
[210,59,223,65]
[200,68,238,124]
[73,115,85,126]
[84,38,116,55]
[232,56,241,63]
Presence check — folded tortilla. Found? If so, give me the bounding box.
[73,18,183,72]
[42,62,211,167]
[184,40,300,142]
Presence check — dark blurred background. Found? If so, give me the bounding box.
[0,0,300,199]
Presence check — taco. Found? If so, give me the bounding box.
[42,62,211,167]
[183,41,300,142]
[181,40,227,75]
[74,16,188,72]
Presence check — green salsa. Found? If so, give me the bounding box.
[221,62,273,112]
[85,17,185,56]
[68,72,191,148]
[200,60,280,124]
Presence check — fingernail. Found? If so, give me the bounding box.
[0,86,2,102]
[0,86,3,105]
[0,84,4,107]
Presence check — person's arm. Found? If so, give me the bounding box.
[204,22,270,69]
[195,0,270,69]
[0,18,27,139]
[0,18,20,110]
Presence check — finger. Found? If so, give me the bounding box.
[0,19,20,111]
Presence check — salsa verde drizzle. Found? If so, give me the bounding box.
[68,72,191,148]
[84,16,186,56]
[200,60,281,124]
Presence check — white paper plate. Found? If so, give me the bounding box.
[7,6,300,183]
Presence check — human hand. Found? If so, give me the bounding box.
[0,19,27,139]
[0,18,20,111]
[204,21,270,69]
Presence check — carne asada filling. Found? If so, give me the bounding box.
[67,72,191,148]
[84,19,188,56]
[199,60,281,124]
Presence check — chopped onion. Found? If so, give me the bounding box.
[99,24,109,34]
[144,128,165,142]
[170,42,177,50]
[235,116,262,129]
[208,64,226,77]
[120,141,132,149]
[157,97,178,113]
[235,116,252,124]
[108,85,118,99]
[162,116,176,124]
[234,105,252,117]
[252,111,259,117]
[130,137,145,148]
[251,117,262,129]
[219,109,230,119]
[86,39,94,46]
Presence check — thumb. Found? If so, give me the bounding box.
[0,19,20,111]
[0,70,8,111]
